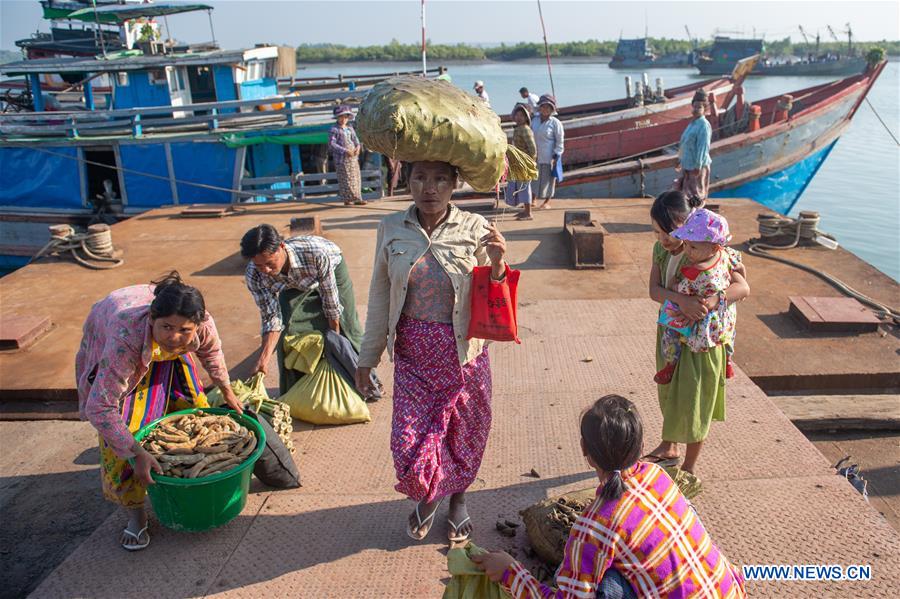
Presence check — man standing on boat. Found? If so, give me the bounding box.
[532,94,565,210]
[676,89,713,202]
[473,81,491,108]
[519,87,540,116]
[240,224,365,394]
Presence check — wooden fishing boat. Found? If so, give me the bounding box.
[554,61,886,215]
[507,58,758,167]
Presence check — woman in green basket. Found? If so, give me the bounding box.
[75,272,241,550]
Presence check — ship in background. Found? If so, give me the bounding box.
[608,38,694,69]
[696,26,868,77]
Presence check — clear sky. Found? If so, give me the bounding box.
[2,0,898,51]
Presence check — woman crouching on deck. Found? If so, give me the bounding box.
[75,272,242,550]
[355,161,507,543]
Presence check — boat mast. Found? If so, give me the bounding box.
[421,0,427,75]
[535,0,556,99]
[90,0,108,58]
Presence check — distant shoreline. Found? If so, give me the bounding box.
[298,56,613,67]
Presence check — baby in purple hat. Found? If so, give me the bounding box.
[655,208,741,384]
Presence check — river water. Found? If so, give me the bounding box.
[301,60,900,281]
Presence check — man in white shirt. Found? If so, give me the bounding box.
[531,94,564,210]
[519,87,540,116]
[473,80,490,108]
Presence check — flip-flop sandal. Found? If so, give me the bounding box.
[448,516,472,543]
[515,214,534,221]
[353,200,368,205]
[121,525,150,551]
[406,498,443,541]
[641,453,681,468]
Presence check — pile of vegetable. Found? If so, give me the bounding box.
[142,412,257,479]
[249,393,295,453]
[207,373,295,453]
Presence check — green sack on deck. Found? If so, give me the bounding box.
[205,372,269,411]
[356,76,536,192]
[280,359,371,425]
[442,542,508,599]
[283,332,324,375]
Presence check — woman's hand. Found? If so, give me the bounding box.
[481,223,507,264]
[131,441,162,485]
[677,294,709,321]
[355,366,374,396]
[470,551,516,583]
[328,318,341,334]
[221,384,244,415]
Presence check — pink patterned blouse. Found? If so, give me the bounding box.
[75,285,230,458]
[402,250,455,323]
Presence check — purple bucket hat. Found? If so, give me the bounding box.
[671,208,732,245]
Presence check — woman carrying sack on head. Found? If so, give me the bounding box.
[75,272,242,551]
[354,76,535,543]
[329,104,367,206]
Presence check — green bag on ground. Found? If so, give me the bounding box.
[356,76,537,192]
[205,372,269,411]
[442,542,508,599]
[280,359,371,425]
[283,331,324,375]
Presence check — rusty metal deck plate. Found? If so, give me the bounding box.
[0,314,51,350]
[789,296,882,333]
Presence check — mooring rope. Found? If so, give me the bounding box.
[747,212,899,323]
[30,223,124,269]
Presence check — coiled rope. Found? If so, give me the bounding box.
[748,212,899,323]
[30,223,124,270]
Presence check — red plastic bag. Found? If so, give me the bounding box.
[467,264,521,343]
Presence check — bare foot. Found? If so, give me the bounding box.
[407,497,442,540]
[447,493,473,542]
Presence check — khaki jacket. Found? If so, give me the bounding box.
[359,203,491,368]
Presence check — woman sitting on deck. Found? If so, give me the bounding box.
[355,160,508,543]
[473,395,747,598]
[75,272,242,551]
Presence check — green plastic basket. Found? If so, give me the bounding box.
[131,407,266,532]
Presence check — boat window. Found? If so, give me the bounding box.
[149,70,167,85]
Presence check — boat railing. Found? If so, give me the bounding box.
[0,93,342,141]
[237,163,384,204]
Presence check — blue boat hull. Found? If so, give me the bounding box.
[709,140,837,214]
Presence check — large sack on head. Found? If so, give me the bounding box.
[356,76,536,192]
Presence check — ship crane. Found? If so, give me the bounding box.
[827,24,854,56]
[798,25,821,56]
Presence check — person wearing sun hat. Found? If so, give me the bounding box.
[329,104,366,206]
[506,103,538,219]
[676,88,713,203]
[473,80,490,107]
[532,93,564,210]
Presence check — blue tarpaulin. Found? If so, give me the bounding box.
[120,144,173,207]
[0,147,82,209]
[170,141,234,203]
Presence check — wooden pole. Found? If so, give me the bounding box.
[421,0,427,75]
[536,0,556,99]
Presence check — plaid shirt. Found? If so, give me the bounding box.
[245,236,344,334]
[502,462,746,598]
